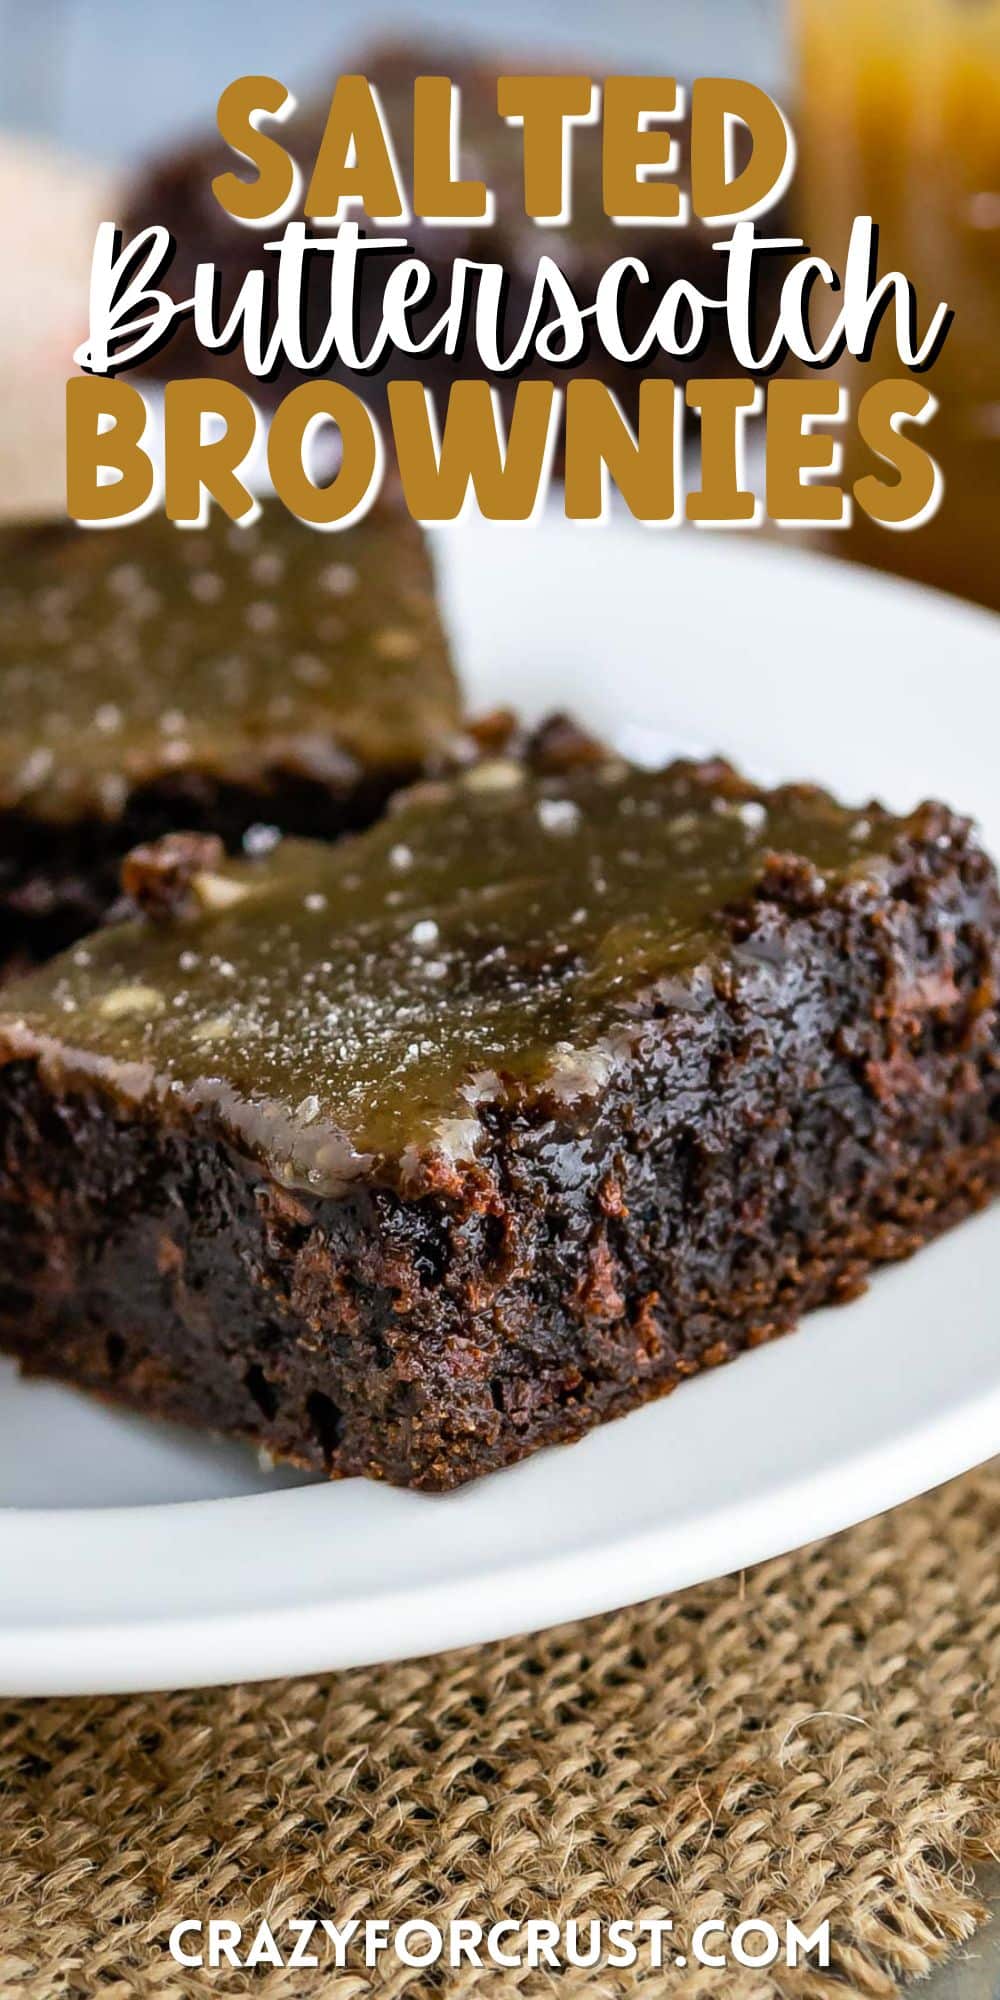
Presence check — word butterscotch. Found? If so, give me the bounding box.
[66,72,950,530]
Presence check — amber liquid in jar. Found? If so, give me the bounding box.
[794,0,1000,611]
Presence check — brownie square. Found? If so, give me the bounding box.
[0,752,996,1490]
[0,496,460,971]
[121,40,777,411]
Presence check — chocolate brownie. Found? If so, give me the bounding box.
[0,753,996,1490]
[0,497,460,971]
[121,41,783,411]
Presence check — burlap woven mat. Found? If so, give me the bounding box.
[1,1459,997,2000]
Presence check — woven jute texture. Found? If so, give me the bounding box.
[1,1461,997,2000]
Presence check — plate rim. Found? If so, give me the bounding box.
[3,1351,998,1695]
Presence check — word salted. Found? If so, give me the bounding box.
[212,72,793,228]
[67,374,940,531]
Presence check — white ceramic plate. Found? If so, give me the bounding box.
[2,519,998,1695]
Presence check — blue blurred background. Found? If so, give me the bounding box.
[0,0,786,163]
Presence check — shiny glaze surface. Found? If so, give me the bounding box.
[0,500,457,822]
[0,758,905,1190]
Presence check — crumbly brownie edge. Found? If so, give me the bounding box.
[0,807,997,1490]
[0,762,422,976]
[0,714,604,978]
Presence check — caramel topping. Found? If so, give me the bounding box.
[0,759,912,1192]
[0,500,458,822]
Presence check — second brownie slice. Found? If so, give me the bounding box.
[0,496,460,972]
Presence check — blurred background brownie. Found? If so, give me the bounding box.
[121,39,788,418]
[0,495,461,972]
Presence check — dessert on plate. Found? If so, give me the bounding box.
[0,750,995,1490]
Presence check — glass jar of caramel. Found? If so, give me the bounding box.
[793,0,1000,612]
